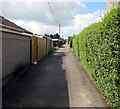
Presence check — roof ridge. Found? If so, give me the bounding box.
[0,16,33,34]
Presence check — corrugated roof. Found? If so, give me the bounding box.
[0,16,33,34]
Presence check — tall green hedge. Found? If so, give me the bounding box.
[72,8,120,107]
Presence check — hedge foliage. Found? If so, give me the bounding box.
[72,8,120,107]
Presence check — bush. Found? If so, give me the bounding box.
[72,8,120,107]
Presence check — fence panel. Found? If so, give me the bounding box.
[37,38,46,61]
[31,36,37,64]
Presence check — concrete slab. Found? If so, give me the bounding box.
[63,45,108,108]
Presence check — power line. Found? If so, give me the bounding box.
[46,0,62,36]
[47,0,59,25]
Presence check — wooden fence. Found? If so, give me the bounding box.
[37,38,46,61]
[31,36,53,64]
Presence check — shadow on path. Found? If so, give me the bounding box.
[3,50,69,107]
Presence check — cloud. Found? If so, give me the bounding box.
[73,9,105,34]
[0,1,105,39]
[11,9,105,39]
[1,1,85,26]
[11,20,58,34]
[56,9,105,38]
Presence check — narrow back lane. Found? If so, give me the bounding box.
[3,44,107,108]
[3,46,69,107]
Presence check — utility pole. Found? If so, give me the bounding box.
[62,30,63,39]
[59,24,61,36]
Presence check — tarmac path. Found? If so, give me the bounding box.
[3,44,107,108]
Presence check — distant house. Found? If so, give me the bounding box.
[49,33,61,47]
[106,0,120,12]
[53,33,60,39]
[0,16,33,86]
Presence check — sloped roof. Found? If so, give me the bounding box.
[0,16,33,34]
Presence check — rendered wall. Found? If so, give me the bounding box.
[2,31,31,79]
[0,32,2,81]
[106,1,119,12]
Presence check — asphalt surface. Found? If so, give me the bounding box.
[3,44,107,108]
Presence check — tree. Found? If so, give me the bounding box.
[44,33,49,37]
[54,33,60,39]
